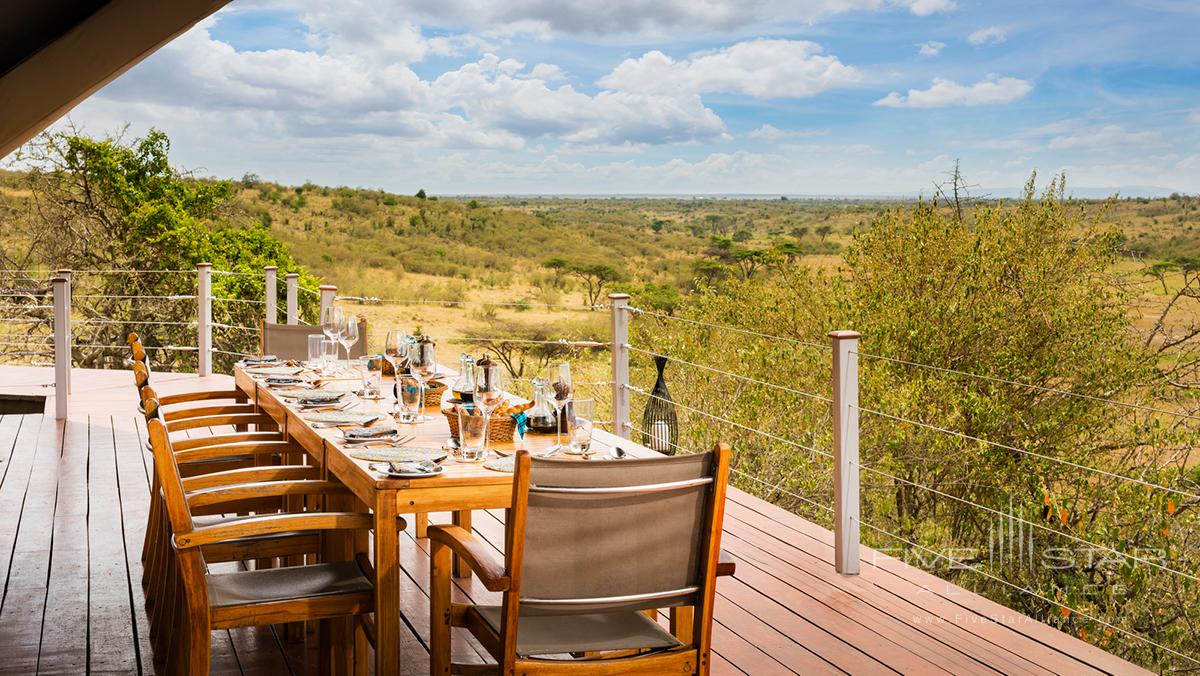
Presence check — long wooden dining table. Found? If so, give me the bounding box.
[234,365,624,674]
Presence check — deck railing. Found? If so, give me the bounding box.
[2,264,1196,667]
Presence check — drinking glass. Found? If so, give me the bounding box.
[568,398,594,455]
[320,338,338,376]
[359,355,383,398]
[474,361,505,453]
[456,404,487,462]
[384,329,412,406]
[541,362,572,451]
[306,334,324,369]
[395,374,421,423]
[408,341,438,420]
[340,314,360,369]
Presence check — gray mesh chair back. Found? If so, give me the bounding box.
[260,319,367,361]
[517,453,717,615]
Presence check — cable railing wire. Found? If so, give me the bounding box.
[213,296,266,305]
[857,460,1200,584]
[336,295,603,311]
[854,349,1200,425]
[626,344,832,403]
[856,516,1200,667]
[430,336,609,348]
[625,383,831,459]
[627,306,831,352]
[627,421,833,513]
[211,323,258,332]
[855,404,1200,502]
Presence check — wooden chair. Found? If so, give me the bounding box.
[147,413,402,675]
[428,446,731,675]
[260,319,368,361]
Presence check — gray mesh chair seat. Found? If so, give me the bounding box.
[429,446,732,674]
[472,606,681,656]
[261,320,367,361]
[207,560,372,608]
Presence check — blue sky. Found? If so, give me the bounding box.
[32,0,1200,195]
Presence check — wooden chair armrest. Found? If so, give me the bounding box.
[717,550,736,577]
[166,412,279,432]
[163,403,260,422]
[171,431,284,451]
[187,480,349,509]
[428,525,509,592]
[175,512,407,549]
[182,465,321,491]
[175,440,297,464]
[159,389,249,406]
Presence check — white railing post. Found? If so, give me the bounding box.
[609,293,631,439]
[55,268,72,394]
[830,330,861,575]
[197,262,212,377]
[52,274,70,419]
[285,273,299,325]
[319,285,337,322]
[264,265,277,325]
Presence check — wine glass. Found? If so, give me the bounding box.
[474,360,505,455]
[321,305,344,370]
[340,314,359,370]
[541,362,572,451]
[408,341,438,420]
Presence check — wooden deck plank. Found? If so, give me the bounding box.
[0,415,59,673]
[111,417,156,676]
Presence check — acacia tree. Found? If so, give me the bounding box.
[568,262,623,307]
[3,127,319,371]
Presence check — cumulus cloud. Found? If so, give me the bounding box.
[917,40,945,57]
[1046,124,1162,150]
[967,26,1007,45]
[894,0,956,16]
[599,39,861,99]
[874,75,1032,108]
[746,124,830,142]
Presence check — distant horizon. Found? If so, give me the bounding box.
[8,0,1198,195]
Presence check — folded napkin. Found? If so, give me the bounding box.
[389,461,436,474]
[344,425,399,440]
[305,411,382,425]
[297,393,345,406]
[241,355,279,365]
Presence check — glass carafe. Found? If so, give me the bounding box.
[526,378,558,434]
[451,353,476,403]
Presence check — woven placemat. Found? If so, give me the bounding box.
[347,447,448,463]
[483,456,514,473]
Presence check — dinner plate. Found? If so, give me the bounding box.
[368,462,445,479]
[244,365,306,376]
[278,389,343,401]
[304,411,382,425]
[348,447,448,463]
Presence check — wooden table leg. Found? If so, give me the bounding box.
[451,510,472,579]
[374,492,402,675]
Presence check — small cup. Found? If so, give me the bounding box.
[456,404,487,462]
[307,334,324,369]
[569,398,594,455]
[395,374,421,423]
[320,338,338,375]
[359,355,383,398]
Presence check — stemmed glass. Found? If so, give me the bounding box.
[321,305,344,371]
[340,314,359,370]
[474,359,505,455]
[408,341,438,420]
[541,362,572,451]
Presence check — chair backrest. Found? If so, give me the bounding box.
[260,320,368,361]
[145,409,197,537]
[507,448,730,619]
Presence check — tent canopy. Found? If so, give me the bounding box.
[0,0,231,158]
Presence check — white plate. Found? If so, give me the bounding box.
[368,462,445,479]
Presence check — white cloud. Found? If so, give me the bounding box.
[527,63,568,81]
[599,39,861,99]
[1046,124,1162,150]
[917,40,946,57]
[894,0,956,16]
[1189,111,1200,124]
[746,124,830,142]
[874,74,1032,108]
[967,26,1007,45]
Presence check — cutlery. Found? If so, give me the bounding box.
[344,435,415,447]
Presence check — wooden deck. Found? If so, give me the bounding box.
[0,366,1148,675]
